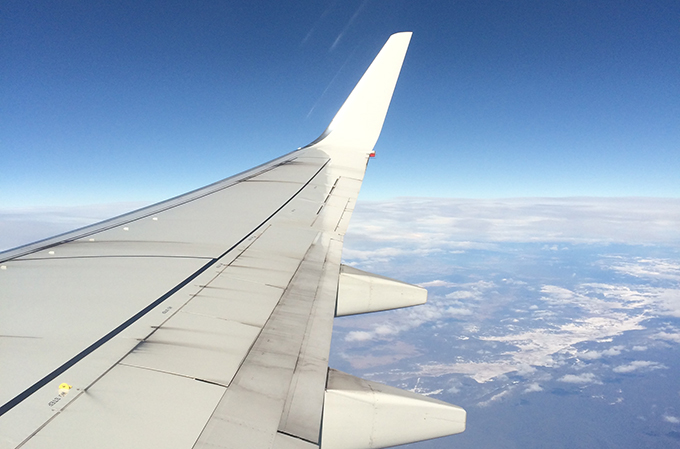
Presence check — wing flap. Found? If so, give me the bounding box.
[277,238,342,442]
[194,237,331,449]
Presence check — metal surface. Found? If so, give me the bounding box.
[322,369,466,449]
[305,32,413,154]
[0,156,331,446]
[0,32,420,449]
[336,264,428,316]
[193,236,330,448]
[278,239,342,441]
[20,364,226,449]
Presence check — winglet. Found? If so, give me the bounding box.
[304,32,412,154]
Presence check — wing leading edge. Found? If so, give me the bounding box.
[0,32,465,449]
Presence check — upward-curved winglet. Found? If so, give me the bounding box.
[304,32,412,155]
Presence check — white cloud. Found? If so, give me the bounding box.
[414,362,525,384]
[607,258,680,282]
[346,197,680,246]
[602,346,625,356]
[515,364,537,376]
[445,291,476,299]
[393,303,647,383]
[558,373,602,384]
[579,351,602,360]
[584,282,680,318]
[464,280,496,290]
[7,197,679,255]
[373,325,399,336]
[445,307,473,316]
[524,383,543,393]
[654,332,680,343]
[656,289,680,317]
[342,246,442,263]
[579,346,624,360]
[345,331,374,342]
[338,278,493,344]
[502,278,528,285]
[476,314,645,375]
[346,265,678,383]
[440,281,496,303]
[663,415,680,424]
[419,280,456,288]
[612,361,666,373]
[340,299,459,343]
[329,199,680,383]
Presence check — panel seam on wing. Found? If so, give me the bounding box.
[0,159,331,418]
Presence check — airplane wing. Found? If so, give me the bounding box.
[0,32,465,449]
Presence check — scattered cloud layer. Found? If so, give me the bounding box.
[523,382,544,393]
[579,346,624,360]
[612,361,666,373]
[346,197,680,249]
[654,332,680,343]
[341,297,477,343]
[338,256,680,384]
[6,197,678,253]
[558,373,602,384]
[401,279,668,382]
[606,258,680,282]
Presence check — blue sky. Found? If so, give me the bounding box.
[2,1,679,208]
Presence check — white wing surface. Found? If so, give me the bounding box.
[0,32,465,449]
